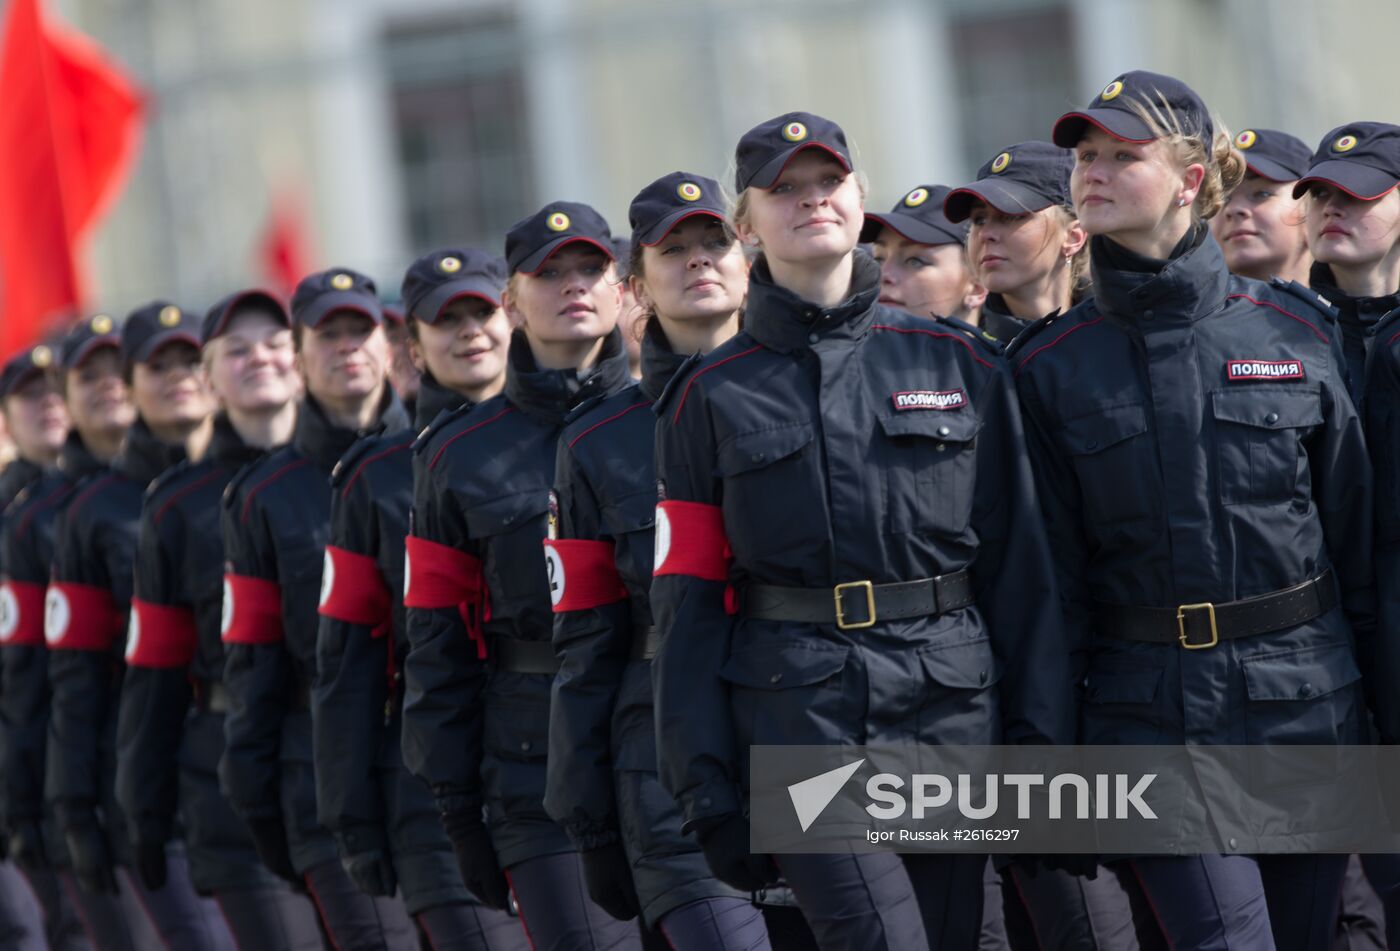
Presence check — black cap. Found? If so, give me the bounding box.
[0,343,58,398]
[735,112,853,192]
[59,314,122,370]
[1232,128,1312,182]
[943,142,1073,223]
[290,268,383,328]
[401,248,507,325]
[629,172,727,247]
[505,202,614,275]
[1053,70,1213,148]
[201,289,291,345]
[120,302,202,366]
[1292,122,1400,201]
[860,185,966,246]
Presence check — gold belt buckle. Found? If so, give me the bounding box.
[1176,602,1219,649]
[834,580,877,630]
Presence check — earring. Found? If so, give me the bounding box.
[1177,198,1187,207]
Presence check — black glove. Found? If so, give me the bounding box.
[132,838,168,891]
[440,808,510,910]
[7,819,47,869]
[244,816,300,886]
[580,842,641,921]
[1021,853,1100,880]
[696,814,777,891]
[64,820,117,895]
[342,849,397,897]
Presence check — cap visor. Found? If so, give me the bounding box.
[860,212,962,247]
[515,236,615,275]
[301,292,384,328]
[205,290,289,344]
[66,338,118,370]
[745,142,852,191]
[1292,161,1399,200]
[1244,158,1303,183]
[2,367,43,398]
[943,181,1054,223]
[415,280,503,324]
[638,209,726,246]
[1052,109,1155,148]
[134,331,202,365]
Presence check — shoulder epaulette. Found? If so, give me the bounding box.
[1270,278,1339,324]
[144,458,203,503]
[650,351,705,418]
[222,452,275,508]
[564,392,610,425]
[411,401,474,455]
[934,315,1006,358]
[1375,306,1400,341]
[330,436,381,488]
[1002,312,1062,361]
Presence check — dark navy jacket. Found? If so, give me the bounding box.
[45,420,183,851]
[115,415,271,888]
[1011,232,1390,849]
[0,448,80,834]
[402,328,630,870]
[219,393,407,851]
[1311,262,1400,403]
[1363,305,1400,746]
[651,252,1072,834]
[313,376,461,851]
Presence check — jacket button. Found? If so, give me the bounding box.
[937,426,951,437]
[1264,412,1279,425]
[808,333,819,344]
[770,673,783,684]
[751,453,765,463]
[1297,683,1314,699]
[1142,310,1154,320]
[979,671,988,685]
[1085,440,1099,451]
[520,741,531,752]
[1227,837,1238,850]
[699,796,713,808]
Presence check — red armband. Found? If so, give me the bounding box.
[0,581,47,646]
[542,539,627,613]
[403,534,489,659]
[220,574,285,645]
[653,500,732,582]
[318,546,391,632]
[125,598,197,668]
[44,582,121,651]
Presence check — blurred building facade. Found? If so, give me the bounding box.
[39,0,1400,313]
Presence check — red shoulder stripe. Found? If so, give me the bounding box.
[241,459,311,524]
[1225,294,1329,344]
[343,443,410,498]
[1015,317,1105,376]
[154,468,222,526]
[672,346,763,424]
[871,324,993,371]
[430,406,516,470]
[568,399,649,450]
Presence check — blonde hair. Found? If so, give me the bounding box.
[1125,98,1246,221]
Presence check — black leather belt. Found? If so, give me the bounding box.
[630,625,659,662]
[1095,570,1338,650]
[493,637,560,675]
[740,571,974,630]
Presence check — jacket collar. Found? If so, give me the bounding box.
[639,320,695,403]
[414,374,467,431]
[58,431,105,482]
[1309,263,1400,328]
[208,414,268,471]
[503,327,631,424]
[742,250,882,353]
[1089,227,1230,326]
[0,457,43,506]
[116,417,185,486]
[295,388,410,468]
[980,295,1039,342]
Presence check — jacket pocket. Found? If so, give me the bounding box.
[465,490,550,606]
[719,641,850,748]
[715,423,818,560]
[878,410,982,537]
[1211,388,1321,506]
[1080,663,1164,744]
[1058,401,1158,526]
[481,700,549,821]
[1241,641,1363,745]
[915,637,1002,744]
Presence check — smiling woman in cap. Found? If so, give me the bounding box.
[1211,128,1314,284]
[1016,70,1388,951]
[945,141,1087,343]
[651,111,1071,950]
[862,183,986,326]
[401,202,639,949]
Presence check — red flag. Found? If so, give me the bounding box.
[0,0,142,357]
[258,190,314,298]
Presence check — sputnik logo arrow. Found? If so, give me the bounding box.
[787,758,865,832]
